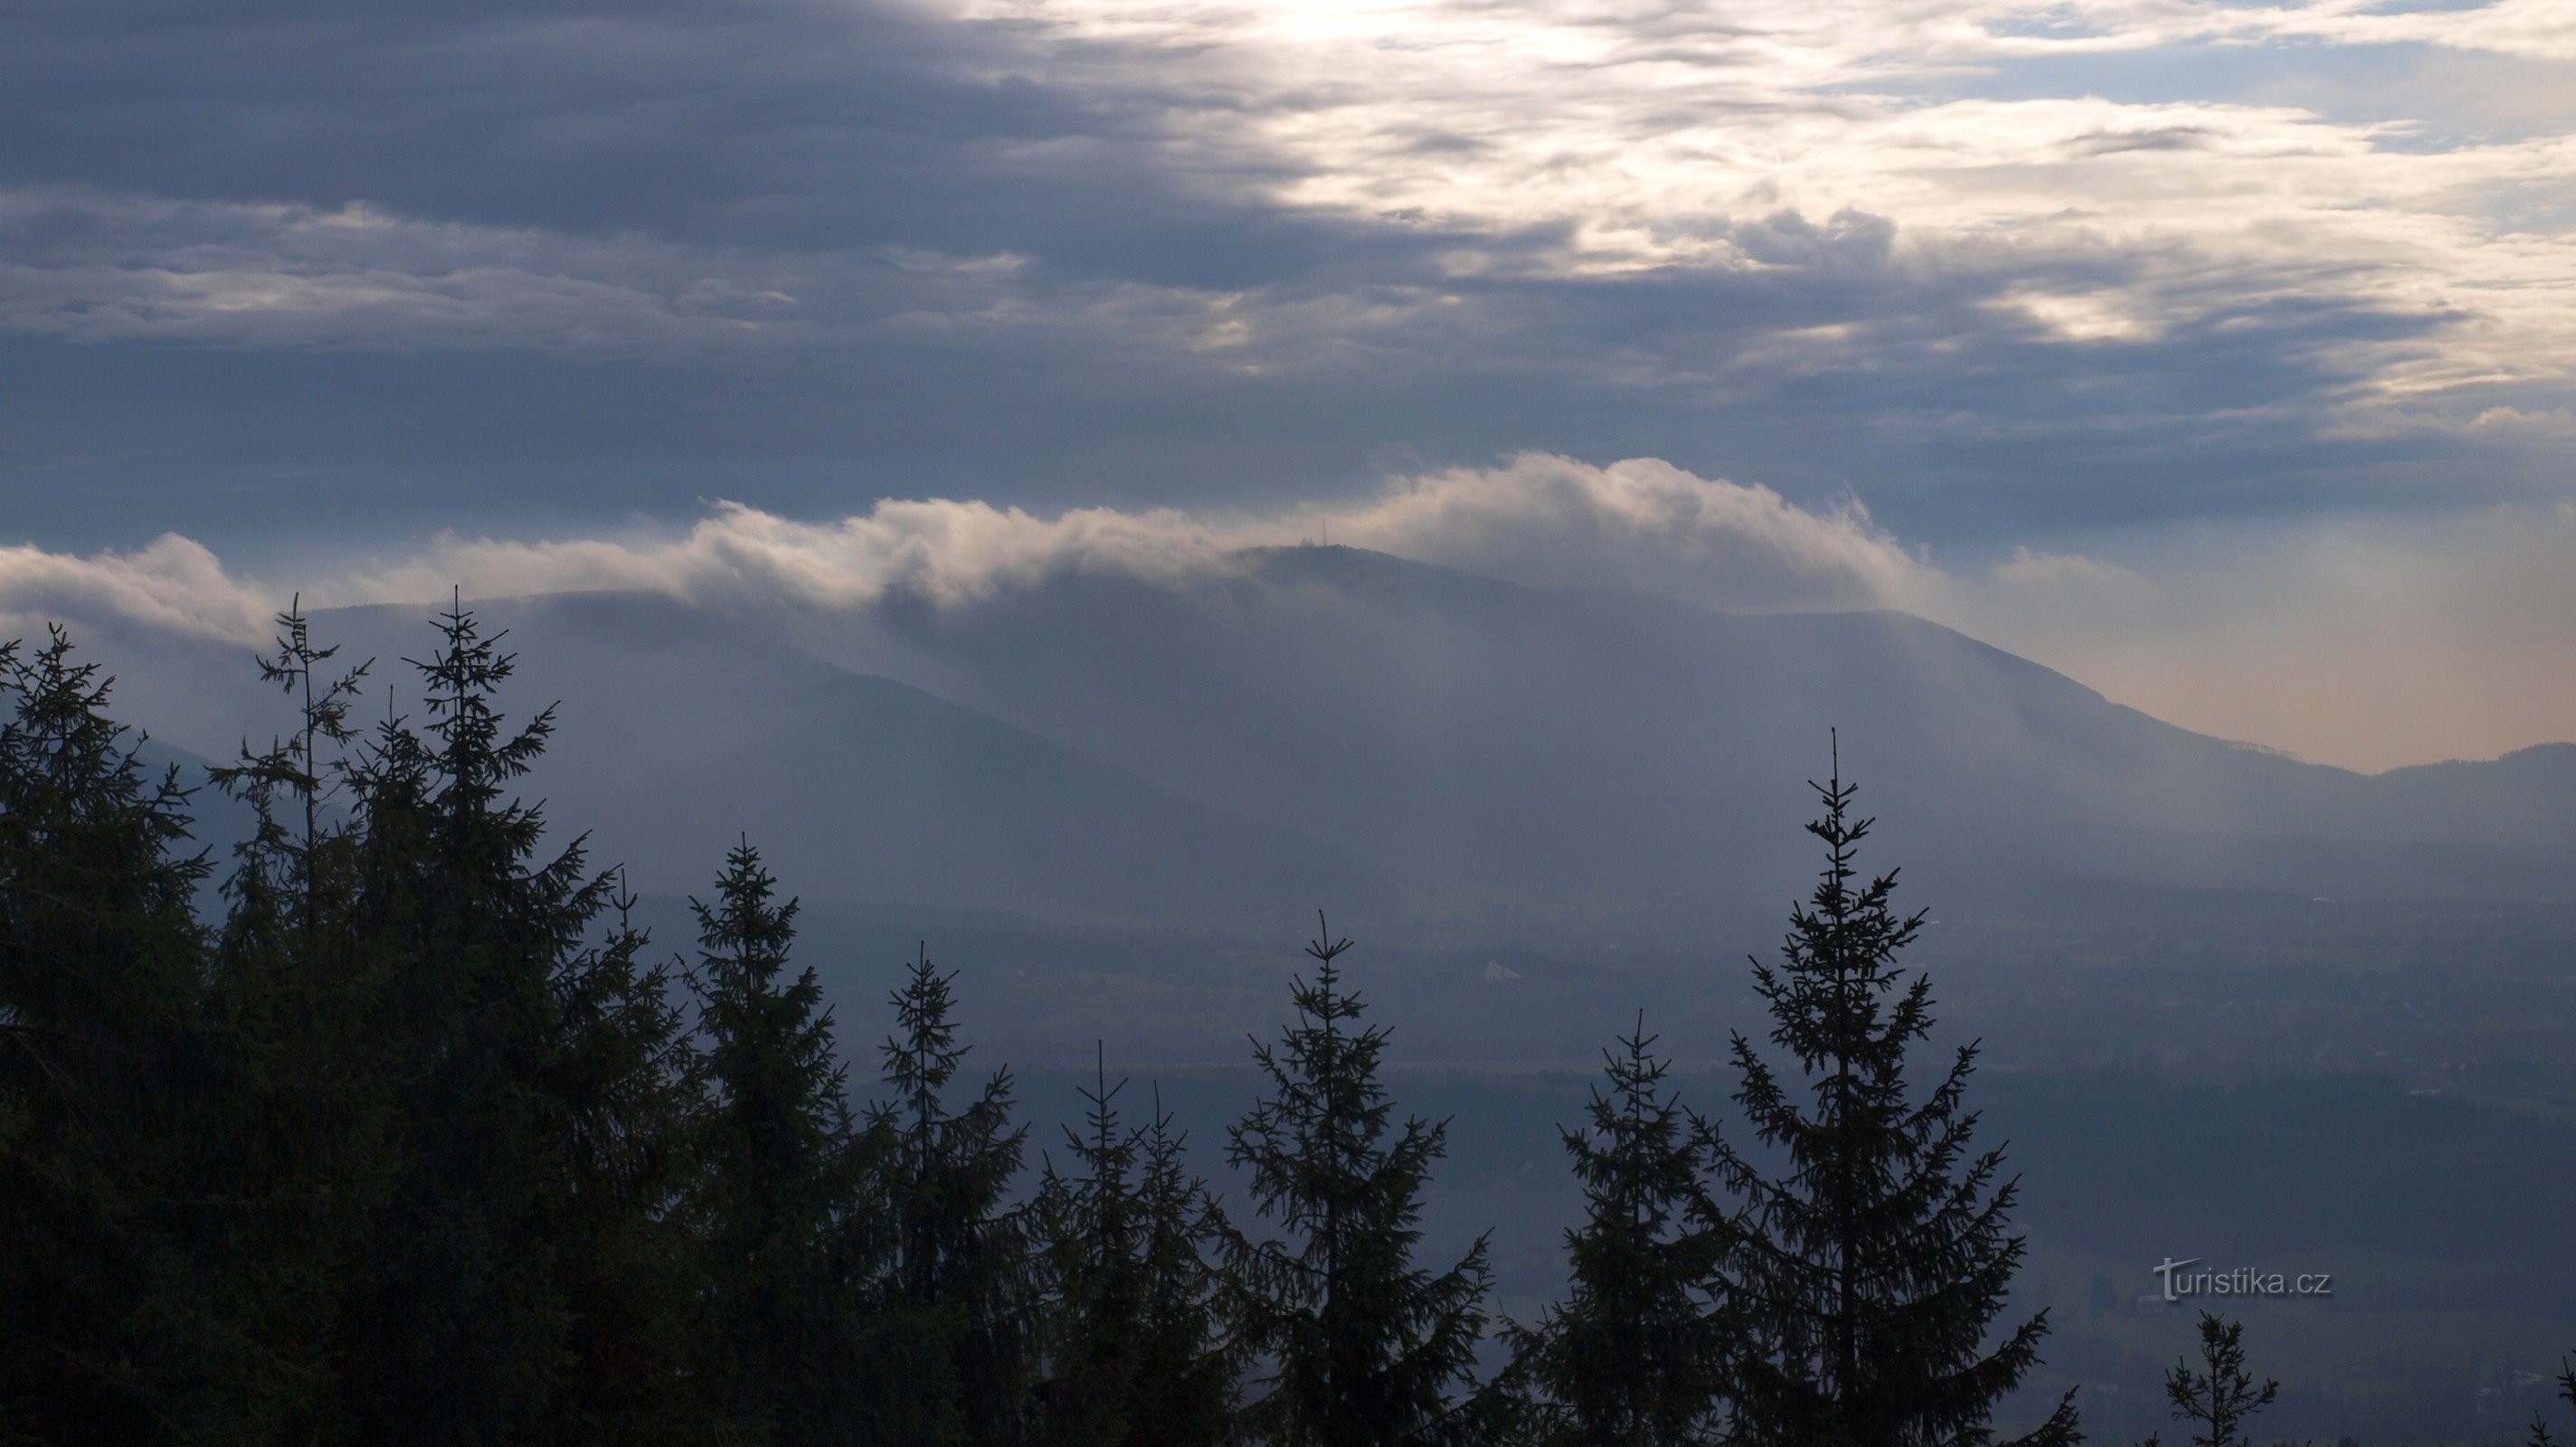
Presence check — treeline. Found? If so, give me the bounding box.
[0,603,2528,1447]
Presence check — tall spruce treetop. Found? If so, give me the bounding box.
[1032,1052,1149,1447]
[1124,1085,1238,1447]
[1710,742,2077,1447]
[1031,1056,1237,1447]
[690,840,866,1446]
[871,950,1033,1447]
[335,600,607,1445]
[0,629,214,1440]
[1224,916,1492,1447]
[1501,1017,1731,1447]
[217,595,372,931]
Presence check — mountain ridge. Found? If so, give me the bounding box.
[37,544,2573,938]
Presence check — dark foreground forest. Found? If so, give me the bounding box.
[2,603,2566,1447]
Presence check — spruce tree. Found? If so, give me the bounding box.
[867,950,1034,1447]
[1035,1045,1149,1442]
[0,629,215,1441]
[1124,1086,1239,1447]
[533,870,721,1446]
[1708,743,2077,1447]
[1032,1053,1149,1447]
[330,598,604,1443]
[689,841,867,1446]
[2528,1355,2576,1447]
[203,600,394,1443]
[1501,1017,1731,1447]
[2156,1312,2276,1447]
[1031,1057,1237,1447]
[1222,916,1492,1447]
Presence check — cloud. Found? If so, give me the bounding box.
[362,498,1235,610]
[0,455,1925,642]
[1991,544,2145,588]
[0,534,275,645]
[958,0,2576,433]
[1323,454,1932,611]
[3,460,2569,771]
[0,0,2569,551]
[0,187,830,355]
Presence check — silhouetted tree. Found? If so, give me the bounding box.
[1031,1056,1237,1447]
[1123,1086,1240,1447]
[327,599,605,1444]
[1222,916,1492,1447]
[0,629,217,1440]
[1501,1017,1732,1447]
[2158,1311,2277,1447]
[690,840,868,1445]
[1708,742,2078,1447]
[202,600,392,1442]
[532,871,721,1445]
[869,950,1033,1447]
[2530,1354,2576,1447]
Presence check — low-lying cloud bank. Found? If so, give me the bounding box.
[3,456,2571,771]
[1330,455,1928,613]
[0,454,1928,643]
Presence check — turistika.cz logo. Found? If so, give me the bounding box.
[2153,1257,2333,1302]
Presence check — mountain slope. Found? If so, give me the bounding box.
[50,549,2572,936]
[110,592,1388,923]
[791,545,2575,913]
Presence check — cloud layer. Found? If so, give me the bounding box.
[0,455,1915,636]
[5,455,2570,771]
[2,0,2571,554]
[1331,455,1927,611]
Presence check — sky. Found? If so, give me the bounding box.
[0,0,2571,771]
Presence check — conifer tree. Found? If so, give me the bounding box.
[330,599,604,1444]
[533,870,721,1445]
[1032,1053,1149,1447]
[203,600,393,1442]
[868,950,1034,1447]
[1123,1086,1239,1447]
[1222,916,1492,1447]
[689,841,867,1446]
[2155,1312,2276,1447]
[2527,1354,2576,1447]
[1501,1017,1731,1447]
[0,629,215,1440]
[1708,742,2078,1447]
[1031,1058,1237,1447]
[1035,1045,1149,1442]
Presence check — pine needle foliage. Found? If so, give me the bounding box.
[1708,742,2078,1447]
[1223,916,1492,1447]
